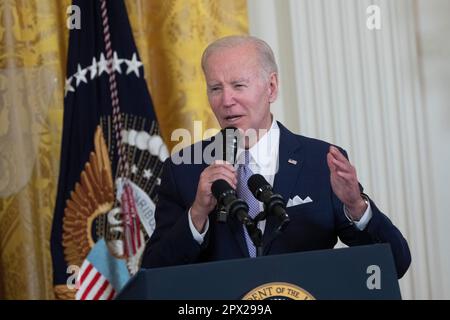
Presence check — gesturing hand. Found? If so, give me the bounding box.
[327,146,367,220]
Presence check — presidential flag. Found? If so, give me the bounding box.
[51,0,168,300]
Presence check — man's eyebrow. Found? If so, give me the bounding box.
[207,82,222,87]
[207,78,250,87]
[231,78,250,84]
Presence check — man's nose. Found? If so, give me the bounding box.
[222,87,235,107]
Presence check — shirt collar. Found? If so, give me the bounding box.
[236,118,280,174]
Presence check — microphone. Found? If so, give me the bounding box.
[214,127,239,222]
[247,174,290,231]
[221,126,238,164]
[211,179,252,225]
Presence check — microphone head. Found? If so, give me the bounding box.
[211,179,234,200]
[247,174,272,200]
[221,126,238,164]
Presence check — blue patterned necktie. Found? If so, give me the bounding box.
[236,150,260,257]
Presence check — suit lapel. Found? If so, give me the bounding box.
[263,122,304,248]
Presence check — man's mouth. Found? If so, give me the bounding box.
[224,115,243,122]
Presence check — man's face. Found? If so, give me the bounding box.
[204,44,278,133]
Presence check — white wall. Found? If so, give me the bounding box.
[416,0,450,299]
[248,0,450,299]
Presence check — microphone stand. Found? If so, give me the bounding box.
[246,210,270,257]
[215,193,287,257]
[216,205,228,223]
[216,203,264,256]
[244,218,263,257]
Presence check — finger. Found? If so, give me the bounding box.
[211,171,237,184]
[200,172,237,193]
[214,159,236,167]
[199,172,236,193]
[328,147,354,172]
[329,146,349,163]
[208,173,237,189]
[327,152,338,173]
[331,157,353,173]
[335,170,356,183]
[211,162,236,173]
[207,165,238,182]
[204,169,237,183]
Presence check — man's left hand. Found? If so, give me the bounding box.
[327,146,367,220]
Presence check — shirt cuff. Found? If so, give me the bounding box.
[188,208,209,245]
[344,198,372,231]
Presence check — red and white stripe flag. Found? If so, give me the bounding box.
[76,260,116,300]
[75,238,130,300]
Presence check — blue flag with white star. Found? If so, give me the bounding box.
[51,0,168,299]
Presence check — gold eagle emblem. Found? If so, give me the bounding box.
[62,126,114,268]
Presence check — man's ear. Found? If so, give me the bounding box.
[268,72,279,103]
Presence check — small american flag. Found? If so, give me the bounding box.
[76,261,116,300]
[76,239,129,300]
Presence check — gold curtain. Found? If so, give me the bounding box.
[0,0,247,299]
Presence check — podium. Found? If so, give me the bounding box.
[116,244,401,300]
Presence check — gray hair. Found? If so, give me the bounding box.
[201,35,278,79]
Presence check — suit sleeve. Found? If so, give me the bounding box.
[141,159,207,268]
[333,149,411,279]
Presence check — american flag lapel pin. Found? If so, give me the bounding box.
[288,159,297,165]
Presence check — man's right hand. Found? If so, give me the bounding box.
[191,161,237,232]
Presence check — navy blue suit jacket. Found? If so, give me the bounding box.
[142,122,411,278]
